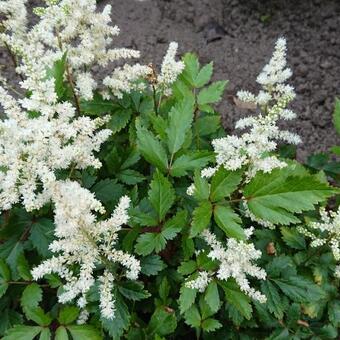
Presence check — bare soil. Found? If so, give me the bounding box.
[107,0,340,160]
[2,0,340,160]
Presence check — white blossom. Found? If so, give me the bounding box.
[77,309,90,325]
[31,184,140,317]
[99,271,116,319]
[103,64,152,99]
[0,0,149,109]
[201,166,218,179]
[185,271,211,293]
[0,89,111,211]
[0,0,28,37]
[186,183,196,196]
[335,265,340,279]
[188,230,267,303]
[243,202,275,229]
[298,207,340,262]
[208,38,299,179]
[157,42,185,95]
[256,38,292,86]
[76,72,97,101]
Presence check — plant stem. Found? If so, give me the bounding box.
[4,42,24,82]
[65,63,81,115]
[152,85,158,115]
[7,281,49,288]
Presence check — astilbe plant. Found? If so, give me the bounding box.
[0,1,339,339]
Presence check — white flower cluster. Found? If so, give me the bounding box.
[156,42,185,96]
[0,0,27,38]
[0,1,149,320]
[205,38,300,179]
[31,182,140,319]
[298,207,340,275]
[0,0,150,109]
[242,201,275,229]
[0,87,111,211]
[185,271,211,293]
[186,229,266,303]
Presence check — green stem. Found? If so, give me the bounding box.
[4,42,24,82]
[7,281,49,287]
[152,85,158,115]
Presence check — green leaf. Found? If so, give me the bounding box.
[118,281,150,301]
[192,170,210,201]
[3,325,42,340]
[162,210,187,240]
[273,276,326,302]
[280,227,306,250]
[244,168,337,225]
[166,97,195,155]
[213,205,245,240]
[29,218,54,257]
[58,306,79,325]
[220,280,252,320]
[1,238,24,274]
[261,281,284,319]
[148,171,175,221]
[21,283,42,310]
[179,286,197,314]
[80,93,119,115]
[17,254,32,280]
[101,293,130,339]
[107,108,132,134]
[67,325,102,340]
[266,255,296,278]
[190,201,212,238]
[204,281,220,313]
[140,255,166,276]
[39,328,51,340]
[46,53,66,99]
[136,120,168,172]
[194,62,213,88]
[178,261,197,276]
[26,308,52,327]
[333,98,340,135]
[267,328,290,340]
[147,307,177,337]
[117,169,145,185]
[210,168,243,202]
[92,179,123,204]
[170,151,213,177]
[120,149,141,170]
[194,115,220,136]
[201,318,222,333]
[55,327,69,340]
[135,233,166,256]
[0,259,10,298]
[21,284,52,326]
[158,277,170,302]
[199,297,215,319]
[181,53,199,86]
[328,300,340,327]
[314,325,338,339]
[184,305,201,328]
[197,81,227,105]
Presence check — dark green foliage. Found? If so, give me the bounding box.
[1,52,339,340]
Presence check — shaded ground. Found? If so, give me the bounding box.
[2,0,340,160]
[107,0,340,160]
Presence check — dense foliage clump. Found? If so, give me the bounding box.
[0,1,339,339]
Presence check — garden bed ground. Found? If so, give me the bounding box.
[107,0,340,160]
[2,0,340,160]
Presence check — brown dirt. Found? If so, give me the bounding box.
[2,0,340,160]
[106,0,340,160]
